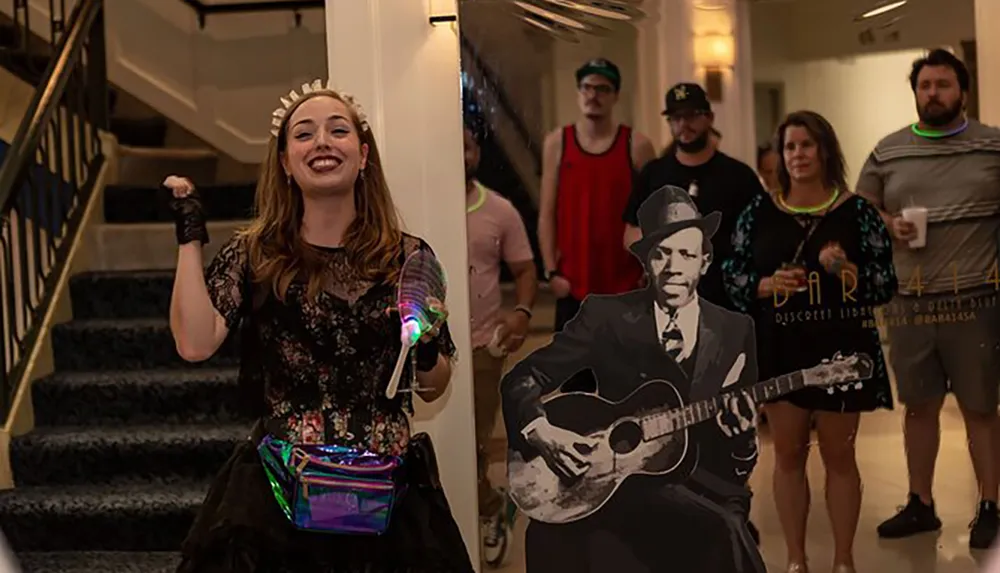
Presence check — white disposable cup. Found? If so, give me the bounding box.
[487,324,507,358]
[901,206,928,249]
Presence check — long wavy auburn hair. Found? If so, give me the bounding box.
[241,90,403,303]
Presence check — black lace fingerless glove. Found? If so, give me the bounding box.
[167,186,210,246]
[415,338,440,372]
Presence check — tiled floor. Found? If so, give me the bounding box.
[482,324,998,572]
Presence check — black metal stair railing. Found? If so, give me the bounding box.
[0,0,108,424]
[0,0,73,85]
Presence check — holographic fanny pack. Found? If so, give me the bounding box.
[257,434,407,535]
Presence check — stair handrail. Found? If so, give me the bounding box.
[0,0,108,424]
[0,1,104,208]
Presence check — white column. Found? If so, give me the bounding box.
[975,0,1000,125]
[325,0,480,568]
[632,0,756,166]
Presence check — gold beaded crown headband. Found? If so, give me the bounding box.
[269,78,371,138]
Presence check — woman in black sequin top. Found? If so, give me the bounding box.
[166,83,474,573]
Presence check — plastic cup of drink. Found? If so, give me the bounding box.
[487,324,507,358]
[901,206,928,249]
[781,263,809,293]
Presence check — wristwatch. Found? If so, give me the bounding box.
[544,269,561,281]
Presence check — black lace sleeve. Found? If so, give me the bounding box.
[854,197,898,306]
[408,236,458,363]
[721,195,764,313]
[430,322,458,364]
[204,233,250,329]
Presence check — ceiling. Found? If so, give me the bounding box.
[485,0,649,43]
[463,0,916,43]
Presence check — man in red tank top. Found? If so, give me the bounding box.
[537,58,656,392]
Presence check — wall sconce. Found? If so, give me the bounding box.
[693,33,734,102]
[429,0,457,25]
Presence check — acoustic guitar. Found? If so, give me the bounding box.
[507,352,874,524]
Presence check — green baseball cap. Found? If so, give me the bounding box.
[575,58,621,92]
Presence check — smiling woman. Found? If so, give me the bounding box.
[283,99,365,190]
[163,80,475,573]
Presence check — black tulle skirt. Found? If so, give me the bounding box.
[176,425,476,573]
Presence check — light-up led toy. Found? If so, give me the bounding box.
[385,250,448,400]
[386,316,426,399]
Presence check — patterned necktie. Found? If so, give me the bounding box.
[661,320,684,360]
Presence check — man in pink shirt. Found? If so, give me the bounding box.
[464,118,538,568]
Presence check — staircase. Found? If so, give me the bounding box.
[0,178,256,571]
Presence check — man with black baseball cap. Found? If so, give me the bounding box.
[623,82,766,312]
[537,58,657,394]
[622,82,766,545]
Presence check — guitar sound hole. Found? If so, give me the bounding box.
[608,420,643,455]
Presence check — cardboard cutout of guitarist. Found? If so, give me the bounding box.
[500,185,873,572]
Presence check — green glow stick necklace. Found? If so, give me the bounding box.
[911,118,968,139]
[778,188,840,215]
[467,181,487,214]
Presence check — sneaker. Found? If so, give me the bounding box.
[876,493,942,538]
[969,500,999,550]
[482,489,515,568]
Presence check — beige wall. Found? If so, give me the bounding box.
[752,0,975,74]
[976,0,1000,125]
[0,66,36,143]
[111,89,259,184]
[0,0,328,163]
[750,0,977,184]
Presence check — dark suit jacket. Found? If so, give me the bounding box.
[501,288,759,510]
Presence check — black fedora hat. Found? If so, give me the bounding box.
[629,185,721,257]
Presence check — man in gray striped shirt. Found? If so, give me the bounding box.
[857,48,1000,550]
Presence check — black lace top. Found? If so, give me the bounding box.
[205,232,456,456]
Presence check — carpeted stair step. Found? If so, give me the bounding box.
[51,318,239,371]
[88,220,247,272]
[116,146,221,189]
[16,551,180,573]
[0,23,16,49]
[70,270,175,320]
[109,116,169,148]
[0,482,207,551]
[31,368,244,426]
[103,183,255,224]
[9,423,248,486]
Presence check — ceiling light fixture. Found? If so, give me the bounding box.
[514,0,588,30]
[518,13,581,42]
[540,0,644,21]
[855,0,907,21]
[692,1,730,11]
